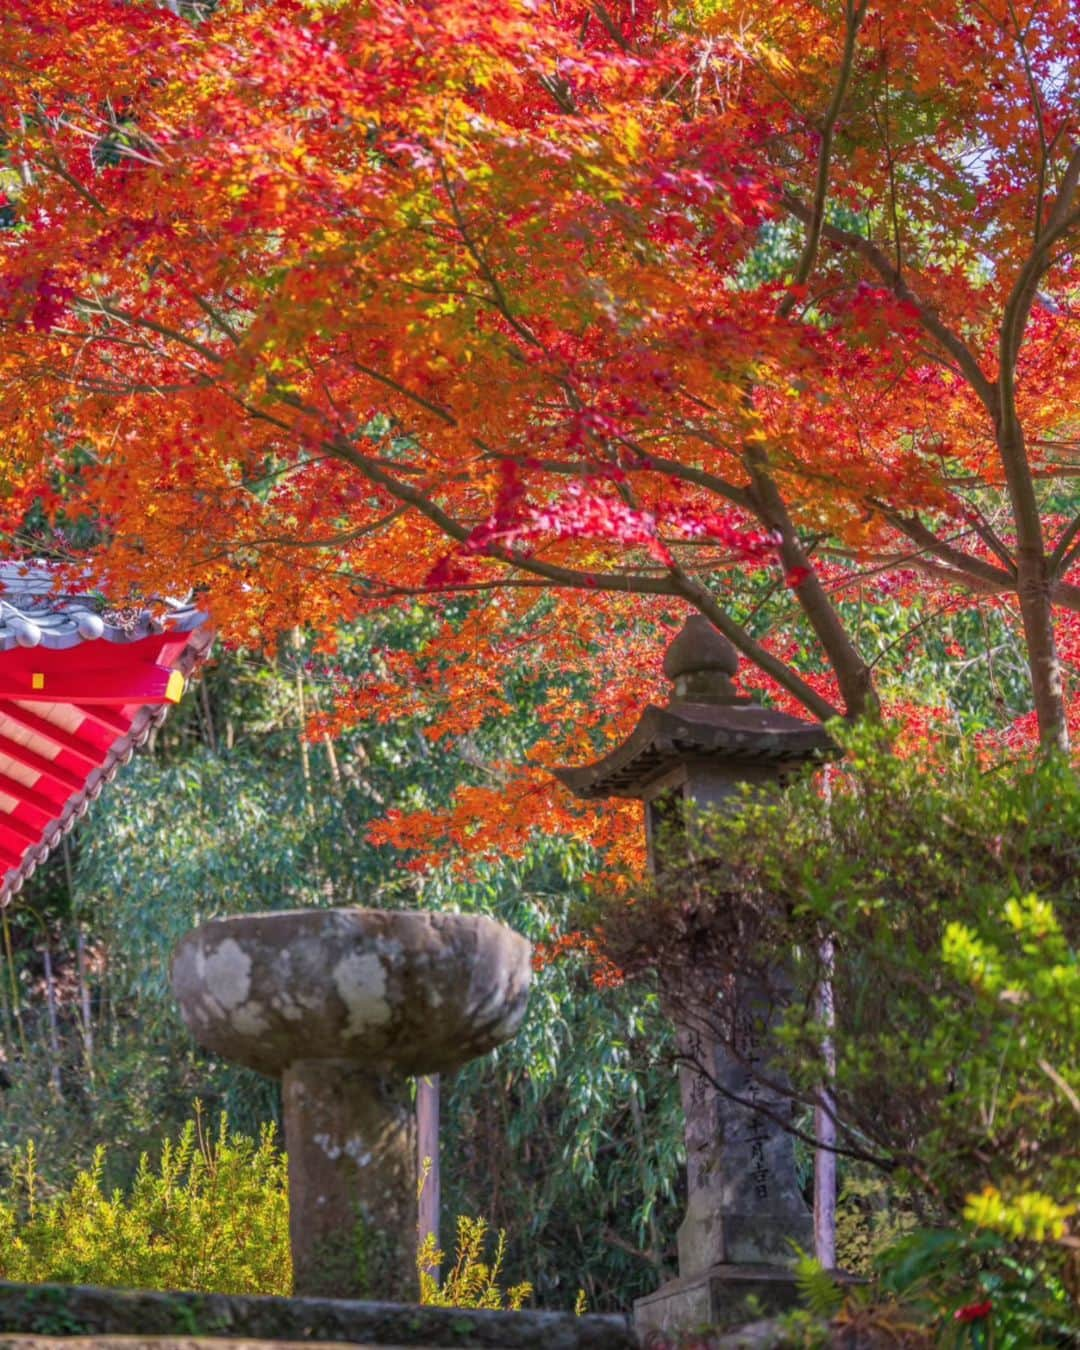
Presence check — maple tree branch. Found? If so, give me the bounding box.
[641,451,753,509]
[740,0,882,720]
[672,1042,896,1171]
[199,508,410,561]
[437,157,542,354]
[349,360,457,426]
[60,375,214,396]
[323,433,673,590]
[741,454,873,718]
[590,2,632,52]
[890,555,1080,619]
[497,450,754,511]
[1003,0,1050,240]
[1050,514,1080,578]
[535,72,577,115]
[998,146,1080,433]
[350,354,756,510]
[310,431,841,720]
[912,561,996,596]
[25,98,109,214]
[37,154,109,214]
[261,386,820,707]
[956,499,1016,573]
[945,464,1080,485]
[192,294,243,346]
[72,297,224,368]
[781,195,998,416]
[779,0,868,318]
[873,506,1016,590]
[731,373,875,716]
[346,577,555,599]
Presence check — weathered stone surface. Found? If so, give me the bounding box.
[634,1264,803,1339]
[0,1281,636,1350]
[171,908,532,1300]
[0,1342,412,1350]
[171,909,532,1079]
[675,997,812,1276]
[282,1061,415,1300]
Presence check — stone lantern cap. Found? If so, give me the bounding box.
[553,616,838,801]
[171,907,532,1078]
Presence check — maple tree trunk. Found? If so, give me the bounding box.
[1016,549,1068,752]
[745,452,879,721]
[997,413,1069,752]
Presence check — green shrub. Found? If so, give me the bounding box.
[0,1109,537,1310]
[417,1215,532,1310]
[0,1107,290,1294]
[595,728,1079,1338]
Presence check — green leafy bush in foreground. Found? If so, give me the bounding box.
[0,1108,291,1295]
[0,1110,536,1312]
[418,1215,532,1310]
[597,729,1079,1344]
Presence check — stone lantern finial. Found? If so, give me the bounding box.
[663,615,743,706]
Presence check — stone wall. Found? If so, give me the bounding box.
[0,1281,635,1350]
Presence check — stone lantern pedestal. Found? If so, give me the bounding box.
[554,616,837,1336]
[171,907,531,1301]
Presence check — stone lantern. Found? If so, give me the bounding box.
[554,616,838,1335]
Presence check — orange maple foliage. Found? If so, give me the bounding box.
[1,0,1079,864]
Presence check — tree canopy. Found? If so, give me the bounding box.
[2,0,1080,856]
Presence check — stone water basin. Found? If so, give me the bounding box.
[171,908,532,1301]
[171,907,531,1078]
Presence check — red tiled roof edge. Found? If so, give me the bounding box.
[0,596,215,905]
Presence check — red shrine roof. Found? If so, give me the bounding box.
[0,563,213,904]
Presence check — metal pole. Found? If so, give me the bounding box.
[813,936,837,1269]
[417,1073,441,1278]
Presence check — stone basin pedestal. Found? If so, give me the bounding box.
[171,909,531,1301]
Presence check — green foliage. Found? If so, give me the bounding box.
[3,619,682,1311]
[793,1254,844,1319]
[418,1216,532,1311]
[964,1186,1075,1246]
[0,1108,290,1295]
[875,1227,1077,1349]
[833,1172,917,1276]
[597,726,1079,1328]
[0,1030,274,1202]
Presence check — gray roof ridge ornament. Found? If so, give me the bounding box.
[0,560,205,652]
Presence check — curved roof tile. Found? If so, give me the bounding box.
[0,562,213,904]
[0,562,204,651]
